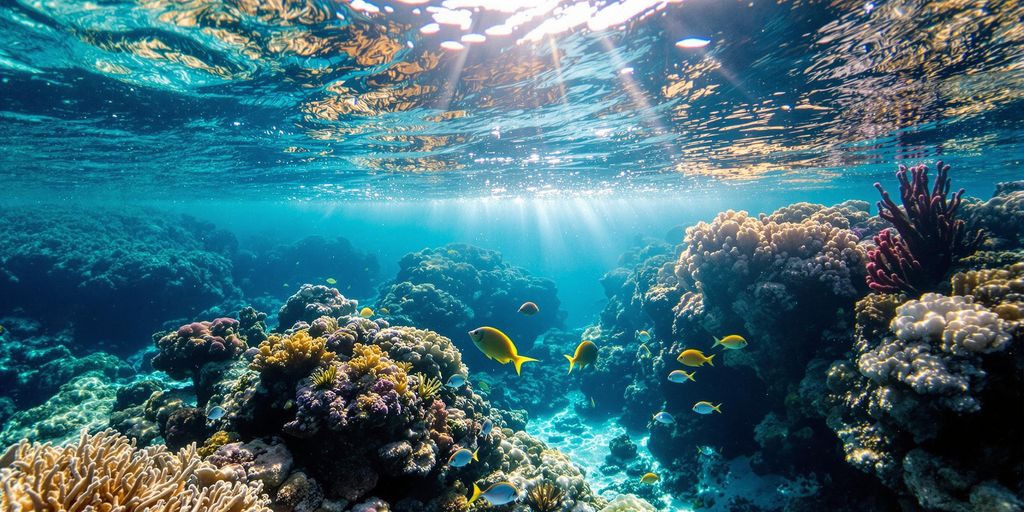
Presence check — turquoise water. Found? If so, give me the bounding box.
[1,1,1023,511]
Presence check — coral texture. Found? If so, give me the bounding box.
[277,284,358,330]
[867,162,981,293]
[0,429,270,511]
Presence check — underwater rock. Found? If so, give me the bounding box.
[607,433,638,461]
[0,207,240,351]
[152,316,249,405]
[375,243,564,367]
[0,373,120,447]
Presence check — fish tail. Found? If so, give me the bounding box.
[688,372,696,382]
[706,354,715,366]
[712,336,721,348]
[469,483,481,504]
[472,449,478,461]
[714,403,722,413]
[513,355,539,376]
[563,354,575,374]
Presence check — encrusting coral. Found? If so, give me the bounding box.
[0,429,270,512]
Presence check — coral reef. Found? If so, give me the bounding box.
[964,185,1024,250]
[277,284,358,331]
[0,429,270,511]
[867,162,982,294]
[376,244,564,366]
[152,317,249,404]
[0,207,240,351]
[824,265,1023,510]
[234,235,380,298]
[0,373,121,447]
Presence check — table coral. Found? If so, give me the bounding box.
[0,429,270,512]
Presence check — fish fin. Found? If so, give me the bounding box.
[472,449,478,461]
[469,483,481,504]
[563,354,575,374]
[696,446,701,454]
[512,355,539,376]
[714,403,722,413]
[712,336,721,348]
[688,372,696,382]
[706,354,715,367]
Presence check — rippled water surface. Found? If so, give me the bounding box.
[1,0,1021,199]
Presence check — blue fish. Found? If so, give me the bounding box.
[207,406,226,421]
[446,374,468,388]
[696,445,717,456]
[480,418,493,436]
[448,447,477,467]
[692,401,722,414]
[469,482,518,505]
[653,411,674,424]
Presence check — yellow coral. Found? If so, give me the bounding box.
[0,429,270,511]
[199,430,238,458]
[414,373,442,399]
[251,330,335,377]
[310,364,339,389]
[349,343,410,396]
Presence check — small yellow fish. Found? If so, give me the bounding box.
[713,334,748,350]
[380,307,390,314]
[325,277,337,285]
[360,307,374,318]
[639,343,651,356]
[640,473,660,484]
[636,330,652,343]
[468,327,539,376]
[564,340,598,374]
[677,348,714,367]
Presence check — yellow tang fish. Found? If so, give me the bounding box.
[468,327,539,376]
[359,307,374,318]
[564,340,598,374]
[640,473,660,484]
[713,334,748,350]
[677,348,714,367]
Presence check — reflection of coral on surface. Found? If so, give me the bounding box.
[0,429,270,511]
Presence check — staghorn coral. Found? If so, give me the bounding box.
[867,162,982,294]
[0,429,270,512]
[250,329,335,379]
[527,481,565,512]
[277,284,357,331]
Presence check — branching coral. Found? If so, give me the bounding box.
[250,330,335,379]
[527,481,565,512]
[867,162,982,293]
[414,373,442,399]
[0,429,270,512]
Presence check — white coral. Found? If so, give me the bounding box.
[891,293,1011,354]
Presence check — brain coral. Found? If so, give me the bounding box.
[0,429,270,512]
[277,284,358,330]
[371,326,466,381]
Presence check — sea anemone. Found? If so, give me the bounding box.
[310,364,338,389]
[415,373,442,399]
[527,481,564,512]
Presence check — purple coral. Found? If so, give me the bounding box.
[868,162,982,294]
[152,318,246,381]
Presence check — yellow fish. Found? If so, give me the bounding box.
[468,327,539,376]
[639,343,651,356]
[677,348,714,367]
[360,307,374,318]
[380,307,390,314]
[325,277,337,285]
[564,340,598,374]
[640,473,660,484]
[713,334,748,350]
